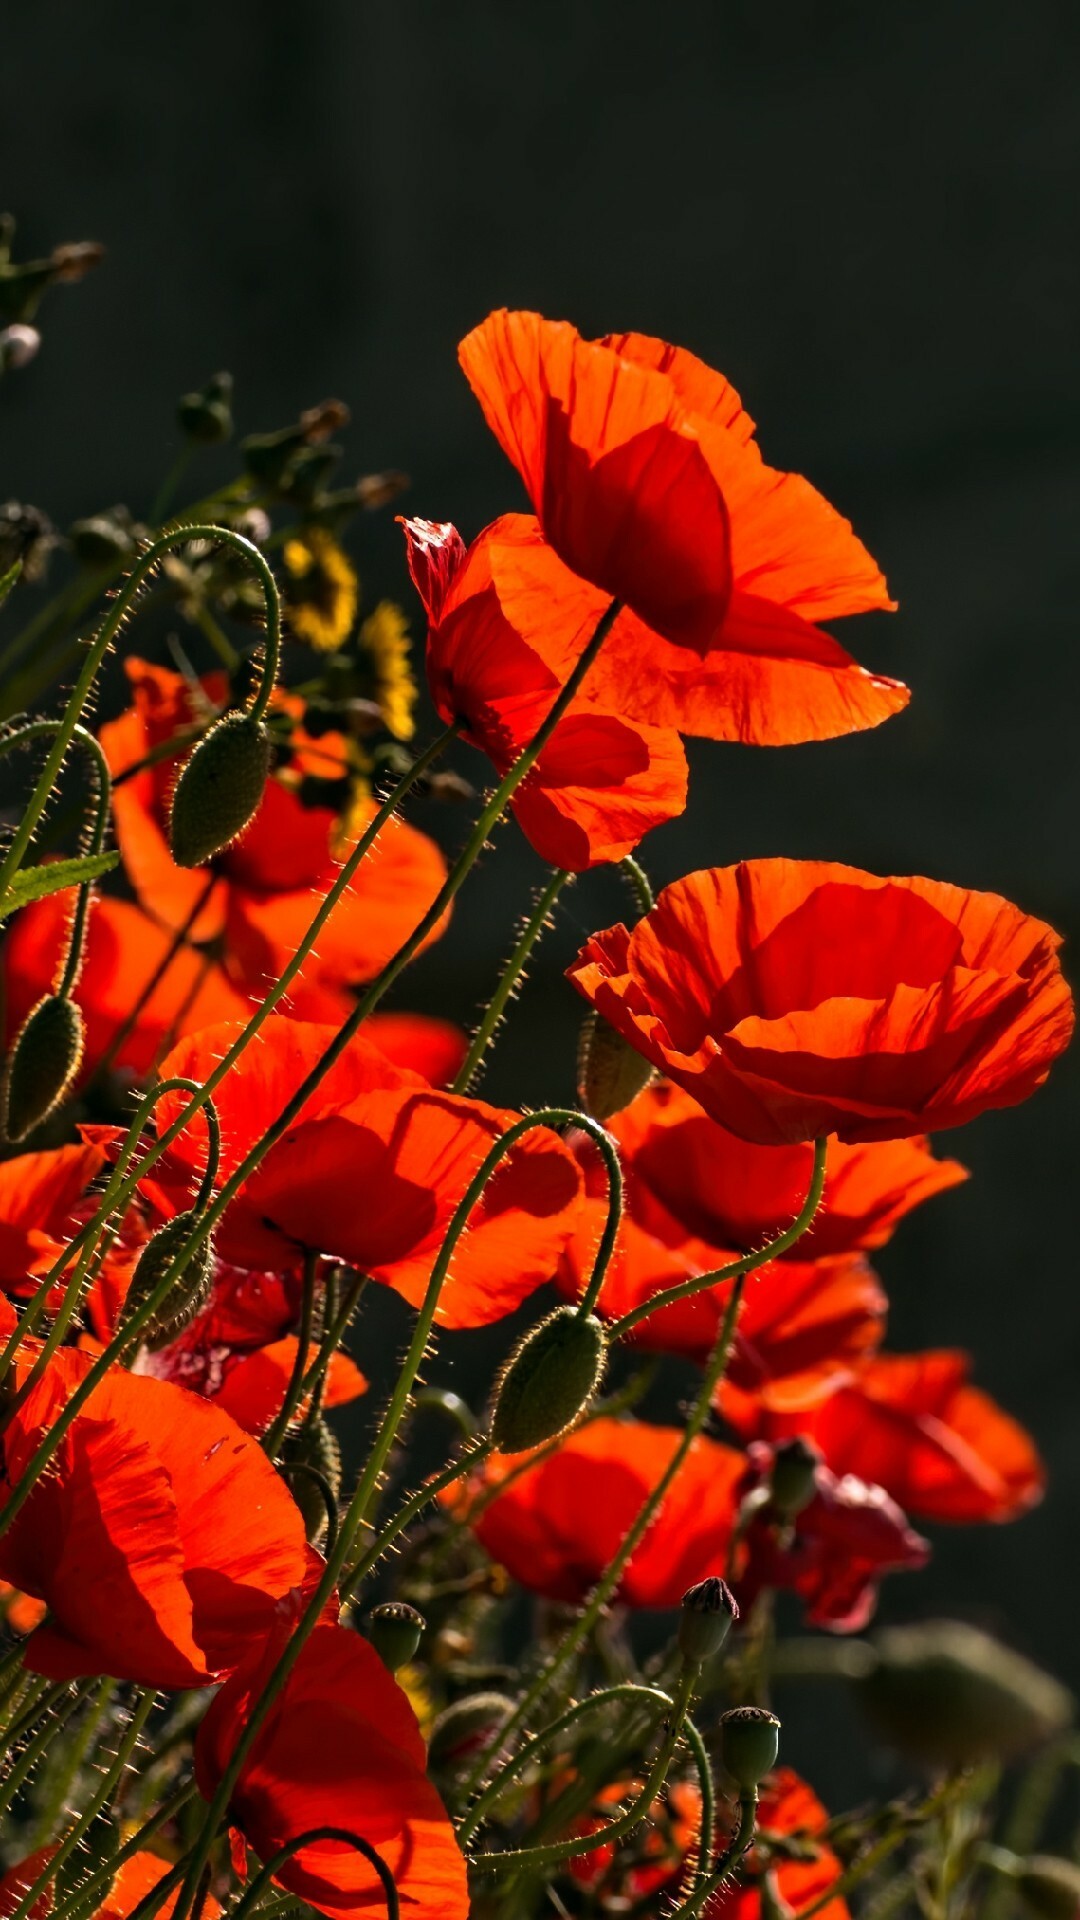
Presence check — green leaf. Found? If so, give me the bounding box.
[0,559,22,610]
[0,849,119,919]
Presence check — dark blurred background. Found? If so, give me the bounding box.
[2,0,1079,1807]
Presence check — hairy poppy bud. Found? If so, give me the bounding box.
[854,1621,1073,1769]
[678,1576,739,1667]
[428,1693,516,1774]
[577,1010,653,1121]
[2,993,84,1142]
[123,1210,214,1347]
[719,1706,781,1794]
[168,711,270,868]
[1015,1856,1080,1920]
[178,371,234,445]
[768,1437,820,1520]
[69,510,138,570]
[367,1602,425,1674]
[280,1416,341,1545]
[490,1306,606,1454]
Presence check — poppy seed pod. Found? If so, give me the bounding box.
[280,1416,342,1547]
[366,1602,425,1674]
[768,1437,821,1521]
[178,372,234,445]
[854,1621,1073,1768]
[719,1706,781,1794]
[490,1305,606,1454]
[2,992,84,1142]
[577,1009,654,1121]
[168,711,271,868]
[678,1575,739,1667]
[1015,1856,1080,1920]
[122,1210,214,1347]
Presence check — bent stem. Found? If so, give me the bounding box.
[606,1134,829,1341]
[0,720,111,996]
[228,1829,398,1920]
[451,867,573,1095]
[672,1790,759,1920]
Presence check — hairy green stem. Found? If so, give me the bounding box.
[0,719,111,997]
[673,1789,758,1919]
[451,867,573,1094]
[262,1247,320,1458]
[228,1827,398,1920]
[340,1436,495,1600]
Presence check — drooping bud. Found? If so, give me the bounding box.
[168,711,271,868]
[2,993,84,1142]
[767,1437,821,1520]
[122,1211,214,1347]
[366,1602,425,1673]
[428,1693,517,1775]
[577,1010,654,1121]
[719,1706,781,1794]
[490,1306,606,1454]
[178,371,234,445]
[678,1576,739,1667]
[280,1416,342,1547]
[854,1621,1073,1768]
[1015,1856,1080,1920]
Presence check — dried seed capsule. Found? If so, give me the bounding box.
[577,1009,654,1121]
[367,1602,425,1673]
[490,1305,606,1454]
[2,993,84,1142]
[168,711,270,868]
[678,1576,739,1667]
[122,1210,214,1347]
[854,1621,1073,1768]
[767,1436,821,1520]
[719,1706,781,1794]
[280,1416,342,1547]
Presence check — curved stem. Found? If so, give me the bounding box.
[672,1789,758,1920]
[682,1716,717,1905]
[619,855,655,917]
[262,1246,320,1458]
[458,1275,749,1808]
[229,1829,398,1920]
[0,719,111,997]
[44,1779,197,1920]
[558,1113,623,1320]
[0,526,278,901]
[607,1135,829,1341]
[451,867,572,1094]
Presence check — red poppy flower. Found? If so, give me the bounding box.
[99,1855,223,1920]
[735,1440,929,1633]
[140,1017,583,1328]
[0,1349,307,1686]
[194,1618,469,1920]
[402,516,688,868]
[0,1850,56,1920]
[705,1770,849,1920]
[457,316,906,745]
[100,659,449,996]
[568,860,1074,1145]
[739,1352,1045,1525]
[458,309,734,654]
[0,1142,111,1294]
[568,1776,702,1903]
[453,1417,744,1608]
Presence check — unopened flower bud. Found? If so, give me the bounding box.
[577,1010,654,1121]
[678,1576,739,1667]
[2,993,84,1142]
[719,1706,781,1794]
[1016,1856,1080,1920]
[428,1693,516,1774]
[854,1621,1073,1769]
[168,711,270,868]
[490,1306,606,1454]
[278,443,341,506]
[123,1211,214,1347]
[367,1602,425,1673]
[768,1437,820,1520]
[69,510,137,570]
[178,372,234,445]
[0,324,39,372]
[281,1416,342,1546]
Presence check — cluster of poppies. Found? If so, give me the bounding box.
[0,311,1073,1920]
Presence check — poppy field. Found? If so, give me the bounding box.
[0,235,1076,1920]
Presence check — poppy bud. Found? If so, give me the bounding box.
[168,711,271,868]
[123,1210,214,1347]
[0,323,39,372]
[366,1602,425,1674]
[490,1305,606,1454]
[2,993,84,1142]
[577,1009,653,1121]
[678,1576,739,1667]
[1015,1856,1080,1920]
[854,1621,1073,1769]
[719,1706,781,1795]
[428,1692,517,1774]
[69,510,138,570]
[178,371,234,445]
[768,1437,820,1520]
[280,1416,342,1546]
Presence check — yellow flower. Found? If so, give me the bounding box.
[359,599,418,741]
[395,1662,436,1739]
[283,529,358,652]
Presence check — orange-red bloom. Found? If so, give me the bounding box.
[195,1618,468,1920]
[568,860,1074,1145]
[402,515,688,868]
[737,1352,1045,1525]
[0,1351,307,1686]
[457,314,906,744]
[139,1018,582,1327]
[705,1770,850,1920]
[0,1850,223,1920]
[100,659,448,998]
